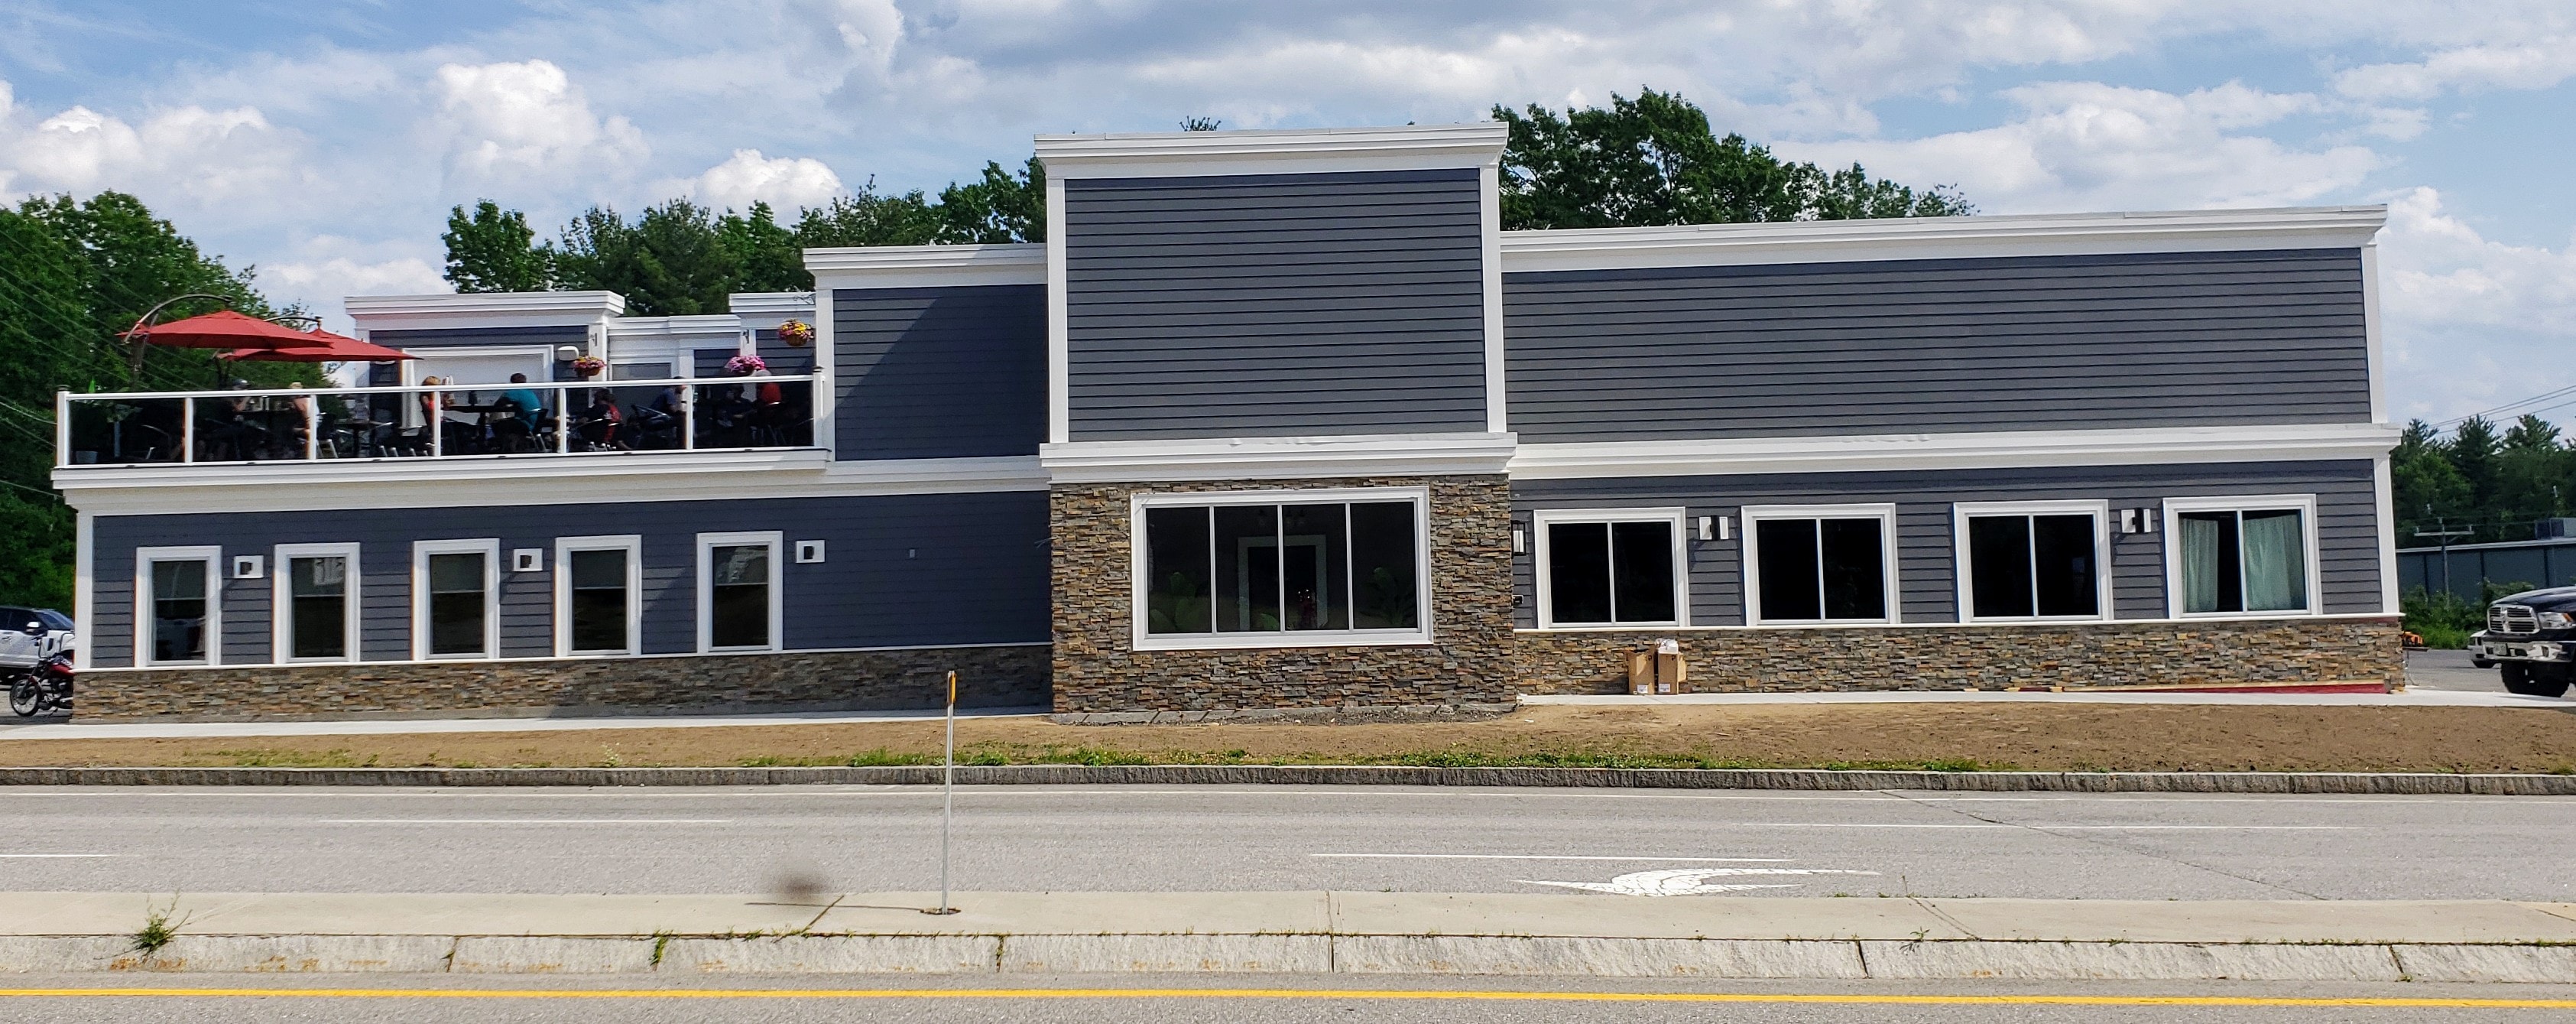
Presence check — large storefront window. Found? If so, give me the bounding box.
[1957,504,2105,621]
[1535,510,1685,627]
[1139,489,1427,649]
[1746,506,1895,625]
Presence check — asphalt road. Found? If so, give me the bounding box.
[2,785,2571,901]
[2408,649,2509,693]
[0,977,2567,1023]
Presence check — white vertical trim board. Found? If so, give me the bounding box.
[271,541,362,664]
[1478,159,1507,434]
[1529,508,1690,629]
[2373,456,2399,614]
[2360,242,2386,424]
[1948,500,2114,624]
[2159,494,2325,619]
[812,289,837,458]
[73,511,92,671]
[696,530,785,654]
[1045,174,1071,444]
[1127,486,1436,651]
[1738,504,1902,626]
[411,538,501,660]
[132,545,221,668]
[553,534,644,658]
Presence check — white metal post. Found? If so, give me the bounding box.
[429,388,443,457]
[681,384,696,450]
[54,391,69,468]
[556,385,571,454]
[305,398,320,460]
[931,668,959,915]
[181,398,194,463]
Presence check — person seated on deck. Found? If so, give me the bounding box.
[492,372,551,451]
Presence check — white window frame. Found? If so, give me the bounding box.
[1531,508,1690,629]
[271,542,362,664]
[134,545,222,667]
[412,538,501,660]
[555,535,644,657]
[696,531,784,653]
[1741,504,1902,626]
[1951,500,2113,624]
[2162,494,2325,619]
[1128,486,1436,651]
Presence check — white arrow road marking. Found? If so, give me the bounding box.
[1522,866,1880,896]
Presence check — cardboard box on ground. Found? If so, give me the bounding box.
[1627,640,1689,695]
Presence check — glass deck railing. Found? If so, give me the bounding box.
[56,376,818,468]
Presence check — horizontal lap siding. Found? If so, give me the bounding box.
[370,326,588,351]
[1065,170,1488,439]
[832,285,1046,459]
[1503,249,2371,441]
[1509,460,2382,627]
[84,493,1050,668]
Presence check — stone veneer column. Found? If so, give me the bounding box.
[1050,475,1516,713]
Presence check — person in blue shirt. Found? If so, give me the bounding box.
[495,372,550,423]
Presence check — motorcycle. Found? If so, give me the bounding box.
[8,652,71,717]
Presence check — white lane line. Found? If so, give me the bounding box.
[1525,867,1880,896]
[2022,824,2357,831]
[0,853,131,858]
[1312,853,1793,862]
[315,818,732,824]
[5,788,2570,805]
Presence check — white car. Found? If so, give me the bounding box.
[0,607,75,669]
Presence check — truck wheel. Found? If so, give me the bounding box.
[2501,665,2571,698]
[2471,653,2495,668]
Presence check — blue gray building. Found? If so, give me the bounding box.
[53,124,2403,720]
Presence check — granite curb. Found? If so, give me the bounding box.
[2,765,2574,792]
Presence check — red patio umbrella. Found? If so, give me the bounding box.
[220,336,417,362]
[124,310,341,350]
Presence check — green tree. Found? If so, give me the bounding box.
[440,200,553,293]
[1491,88,1971,229]
[716,202,805,294]
[2446,414,2502,515]
[553,200,741,315]
[792,181,942,249]
[18,191,286,390]
[934,158,1047,244]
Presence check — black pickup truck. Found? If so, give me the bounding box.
[2468,587,2576,697]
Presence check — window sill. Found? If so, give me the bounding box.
[2173,610,2319,620]
[1134,631,1434,652]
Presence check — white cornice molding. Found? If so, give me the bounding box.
[345,291,626,332]
[605,314,745,339]
[805,244,1046,289]
[727,291,816,330]
[57,453,1047,515]
[1042,431,1517,483]
[1508,423,2402,480]
[1501,206,2390,274]
[1034,123,1507,180]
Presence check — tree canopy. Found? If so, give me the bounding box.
[1492,88,1972,229]
[2396,414,2576,549]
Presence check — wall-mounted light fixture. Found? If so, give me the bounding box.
[231,554,264,580]
[512,549,543,573]
[2119,509,2161,535]
[1510,528,1526,554]
[796,540,827,564]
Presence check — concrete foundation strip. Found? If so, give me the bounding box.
[1,765,2574,792]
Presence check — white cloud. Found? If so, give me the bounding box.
[678,149,845,212]
[0,88,304,208]
[1779,82,2380,213]
[431,60,646,183]
[2334,37,2576,99]
[2376,187,2576,423]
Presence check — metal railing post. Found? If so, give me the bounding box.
[556,385,571,453]
[305,398,320,460]
[181,398,194,463]
[429,388,443,458]
[681,384,696,450]
[54,391,69,468]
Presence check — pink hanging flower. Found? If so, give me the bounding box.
[725,353,768,376]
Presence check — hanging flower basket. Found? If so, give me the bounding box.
[776,319,814,348]
[571,356,605,378]
[725,353,768,376]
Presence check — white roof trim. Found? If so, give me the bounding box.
[806,243,1046,289]
[1501,206,2389,273]
[345,291,625,330]
[605,314,745,338]
[1041,431,1517,483]
[57,453,1046,515]
[1035,123,1507,179]
[727,292,816,328]
[1508,422,2402,480]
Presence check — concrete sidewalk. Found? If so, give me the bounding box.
[1523,688,2570,708]
[0,706,1051,741]
[8,891,2576,982]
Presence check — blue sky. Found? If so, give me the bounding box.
[4,1,2573,429]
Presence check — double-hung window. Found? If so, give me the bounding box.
[1744,505,1898,625]
[1134,488,1429,649]
[556,535,642,656]
[1533,509,1687,627]
[274,542,360,662]
[2166,496,2318,616]
[413,539,499,659]
[134,546,221,666]
[698,532,782,652]
[1954,502,2108,622]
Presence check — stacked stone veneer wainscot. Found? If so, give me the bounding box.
[1050,476,1517,713]
[76,645,1052,722]
[1515,617,2406,695]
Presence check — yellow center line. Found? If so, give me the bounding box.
[0,988,2571,1007]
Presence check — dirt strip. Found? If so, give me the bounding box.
[6,704,2575,772]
